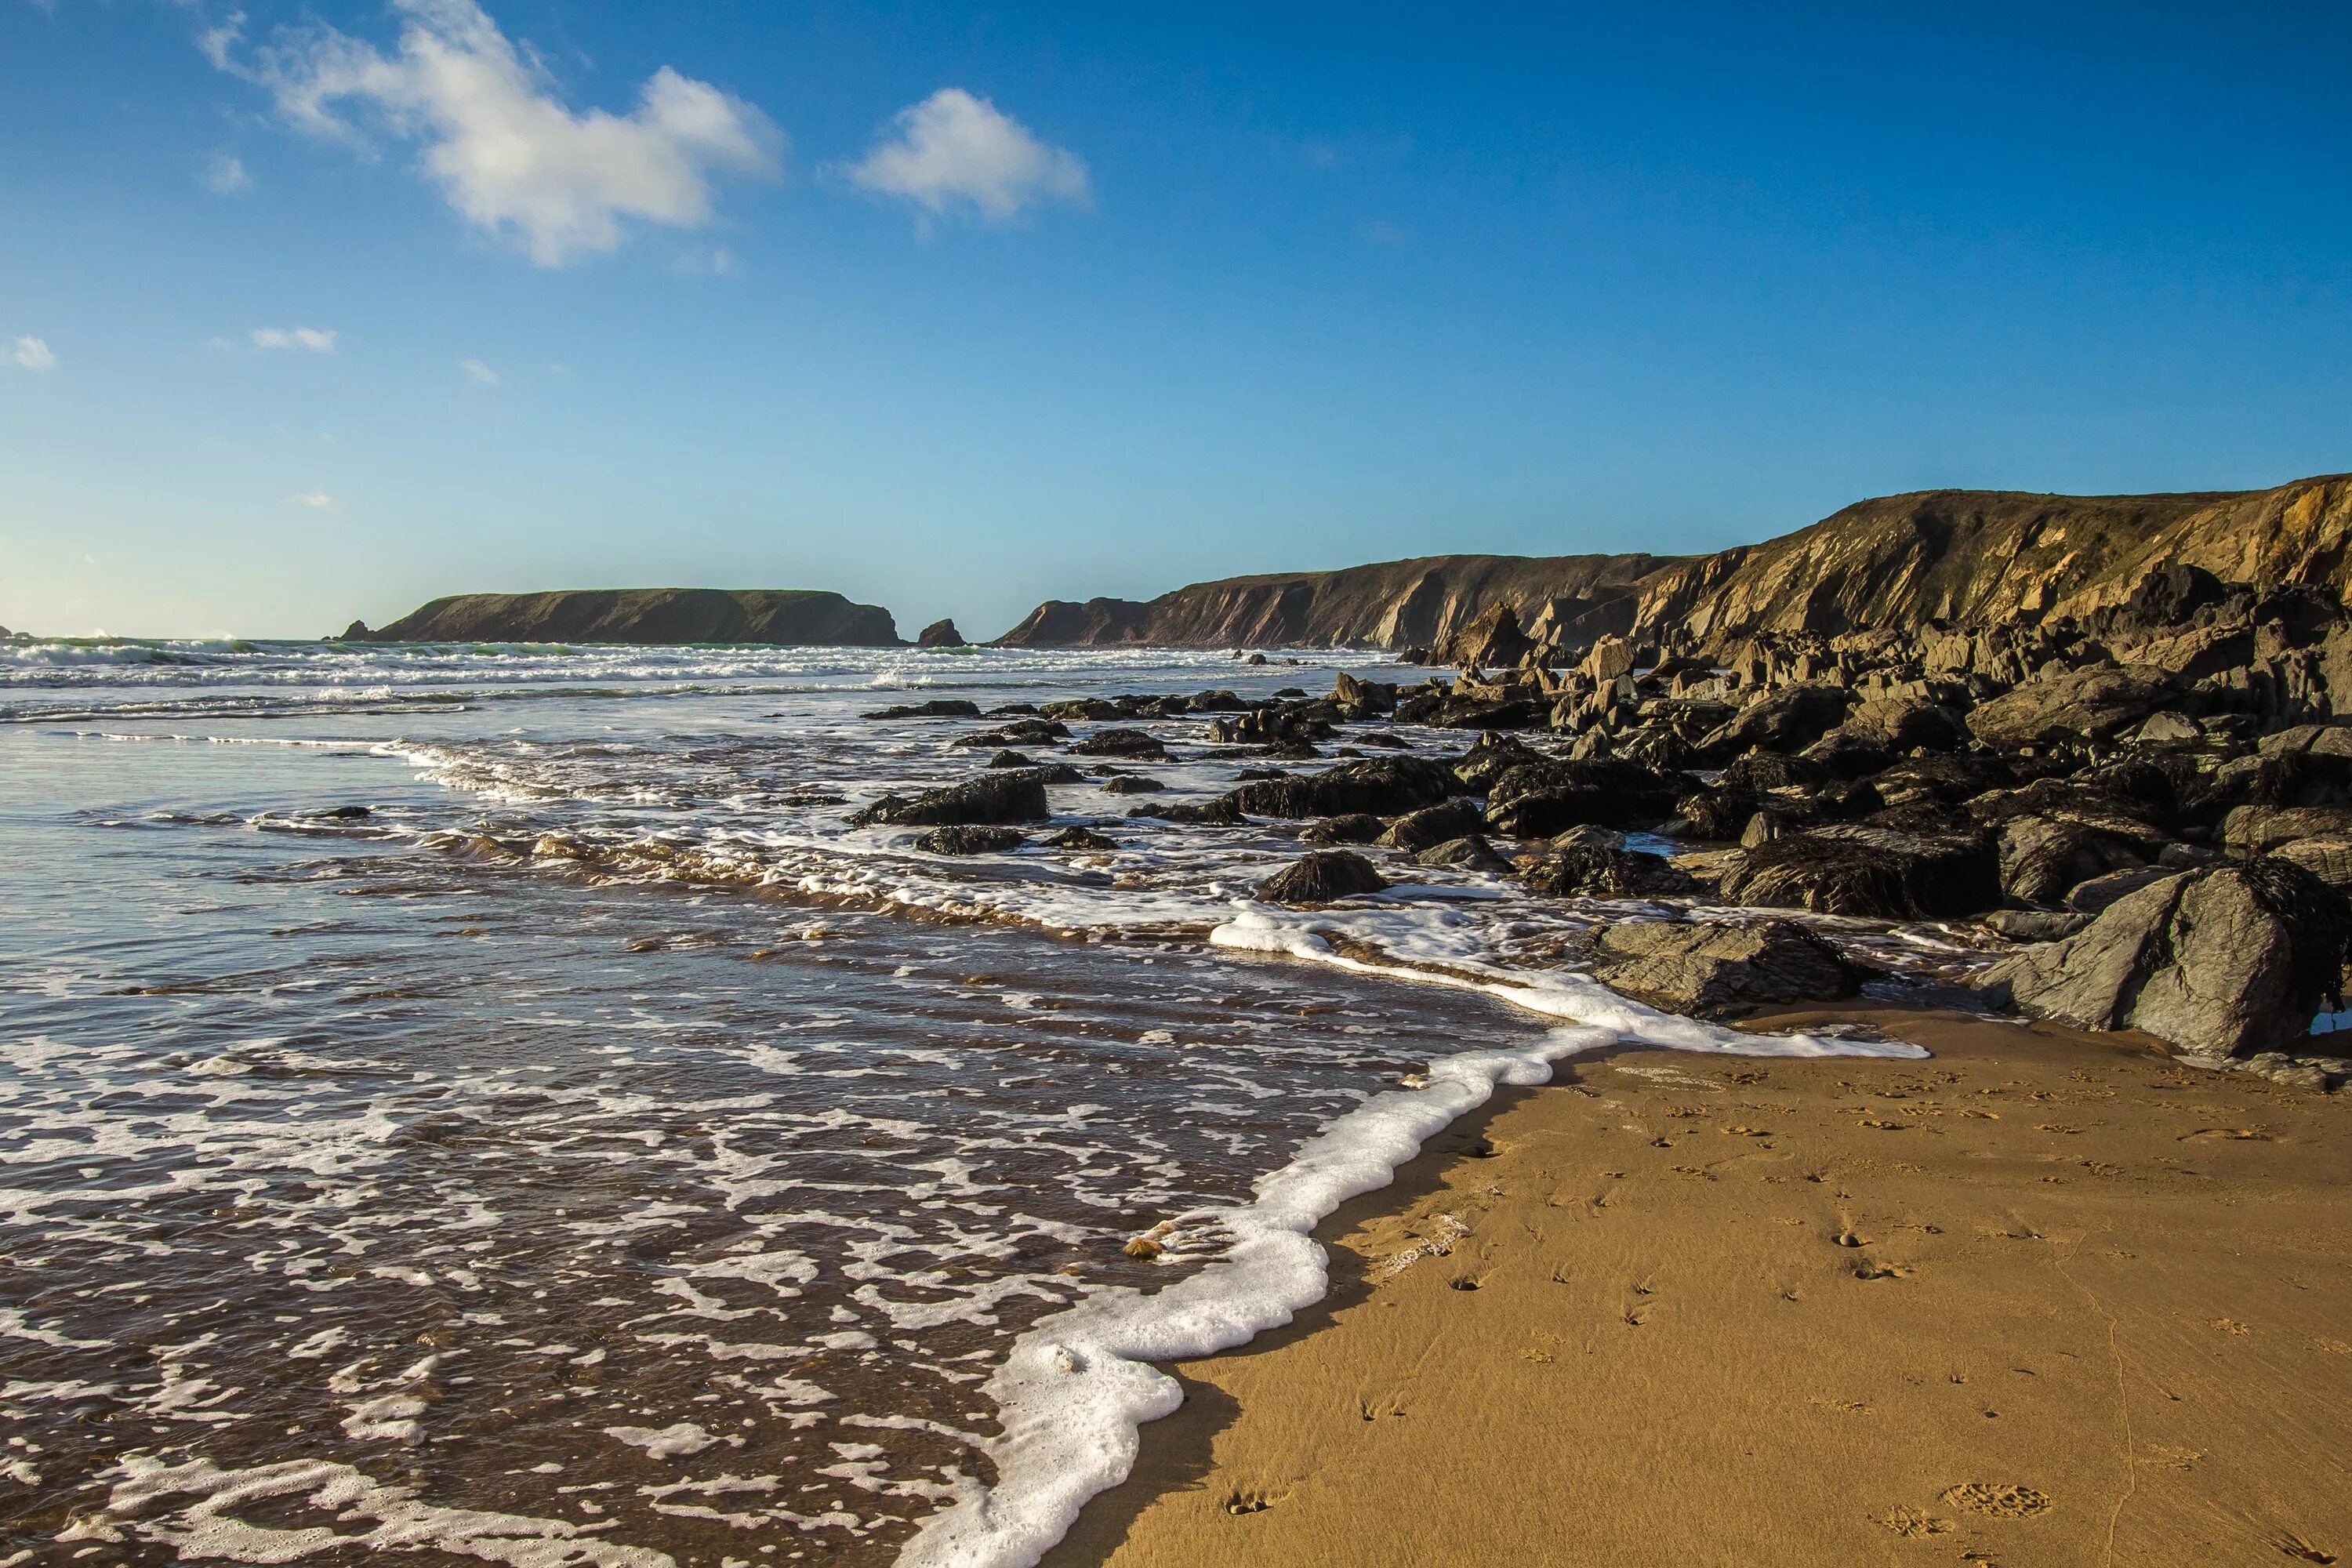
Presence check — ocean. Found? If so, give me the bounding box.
[0,638,1925,1566]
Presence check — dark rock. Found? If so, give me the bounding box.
[914,825,1027,855]
[1700,684,1856,757]
[1041,699,1124,722]
[1835,696,1968,753]
[1451,732,1551,793]
[866,698,982,720]
[1984,909,2092,943]
[1230,757,1464,819]
[1798,729,1895,782]
[1070,728,1171,759]
[1301,813,1385,845]
[1377,798,1487,852]
[317,804,373,820]
[851,770,1055,827]
[1976,860,2352,1058]
[1523,844,1695,899]
[953,720,1073,748]
[1044,826,1120,851]
[1099,775,1166,795]
[1674,789,1759,841]
[985,750,1038,769]
[916,619,968,648]
[1414,835,1516,873]
[1722,751,1827,793]
[1722,826,2000,919]
[1255,850,1390,905]
[1352,731,1409,750]
[1330,671,1399,717]
[1994,813,2165,909]
[1485,758,1681,837]
[1965,665,2173,750]
[1129,796,1246,826]
[1590,920,1864,1019]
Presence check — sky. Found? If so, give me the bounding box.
[3,2,2350,641]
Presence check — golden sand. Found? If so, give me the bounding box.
[1047,1007,2352,1567]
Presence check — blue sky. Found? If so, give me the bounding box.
[3,2,2350,640]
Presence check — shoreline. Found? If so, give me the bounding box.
[1042,1003,2352,1568]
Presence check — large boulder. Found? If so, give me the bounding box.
[1230,757,1463,819]
[1436,604,1534,670]
[1523,844,1695,899]
[1700,684,1856,757]
[1414,835,1516,873]
[2223,804,2352,857]
[1376,798,1486,851]
[1994,812,2168,909]
[915,825,1026,855]
[1591,920,1864,1019]
[1721,825,2000,919]
[1976,860,2352,1058]
[1835,697,1966,753]
[2274,834,2352,890]
[1965,664,2173,750]
[1255,850,1390,906]
[851,769,1055,827]
[1485,758,1682,837]
[1069,728,1170,759]
[1450,731,1550,793]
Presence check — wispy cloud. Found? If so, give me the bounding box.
[459,357,499,385]
[204,151,253,194]
[251,326,339,352]
[213,0,782,267]
[289,491,338,510]
[848,89,1087,223]
[9,336,56,372]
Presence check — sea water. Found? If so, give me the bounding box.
[0,639,1929,1566]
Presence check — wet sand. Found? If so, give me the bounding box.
[1049,1005,2352,1568]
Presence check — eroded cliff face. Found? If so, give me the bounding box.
[352,588,902,646]
[991,476,2352,649]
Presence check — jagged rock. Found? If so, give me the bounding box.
[1377,798,1487,851]
[2223,804,2352,856]
[851,770,1055,827]
[1700,684,1856,757]
[1722,750,1827,793]
[1589,920,1863,1019]
[1330,670,1399,717]
[2065,865,2178,914]
[1965,665,2173,750]
[1994,813,2166,909]
[985,750,1037,769]
[1674,788,1760,841]
[1230,757,1463,818]
[1437,604,1534,670]
[1044,826,1120,851]
[866,699,982,720]
[2132,711,2201,745]
[1836,697,1966,753]
[1799,729,1896,782]
[1041,699,1124,721]
[916,619,968,648]
[1523,844,1694,899]
[1451,732,1550,793]
[1741,811,1789,848]
[1984,909,2091,943]
[1414,834,1516,873]
[953,719,1072,747]
[1580,635,1637,683]
[2275,834,2352,889]
[1070,728,1170,759]
[2259,724,2352,760]
[1255,850,1390,905]
[914,825,1027,855]
[1128,796,1246,826]
[1485,759,1681,837]
[1099,775,1165,794]
[1976,860,2352,1057]
[1722,826,2000,919]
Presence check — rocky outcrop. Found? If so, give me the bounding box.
[1976,861,2351,1058]
[354,589,902,646]
[1721,826,2000,919]
[850,771,1055,828]
[990,474,2352,652]
[917,619,968,648]
[1256,850,1390,905]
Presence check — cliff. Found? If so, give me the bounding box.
[993,475,2352,650]
[348,589,902,646]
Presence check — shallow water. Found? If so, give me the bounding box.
[0,640,1926,1565]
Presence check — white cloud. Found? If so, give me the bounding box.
[251,327,339,352]
[458,357,499,384]
[222,0,781,266]
[289,491,338,510]
[204,151,252,194]
[848,88,1087,223]
[9,336,56,372]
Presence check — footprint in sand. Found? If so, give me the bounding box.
[1941,1483,2052,1519]
[1876,1505,1952,1537]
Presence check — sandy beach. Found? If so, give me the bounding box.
[1050,1006,2352,1568]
